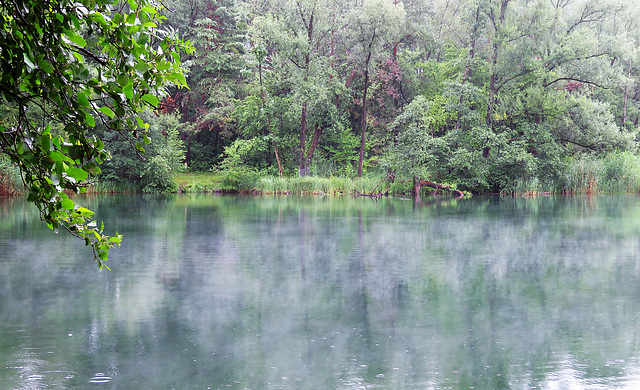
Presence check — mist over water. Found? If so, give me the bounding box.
[2,194,640,389]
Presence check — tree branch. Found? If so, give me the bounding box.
[544,77,609,89]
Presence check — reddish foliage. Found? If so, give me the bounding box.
[159,95,178,114]
[564,81,583,91]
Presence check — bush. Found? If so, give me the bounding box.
[217,168,260,192]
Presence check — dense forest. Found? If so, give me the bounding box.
[155,0,640,194]
[4,0,640,197]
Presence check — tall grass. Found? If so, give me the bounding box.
[173,172,223,193]
[255,175,384,195]
[508,177,558,196]
[92,180,140,193]
[559,152,640,194]
[0,159,23,196]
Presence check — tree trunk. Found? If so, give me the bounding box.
[259,61,283,176]
[306,124,323,165]
[185,133,192,169]
[413,176,422,195]
[357,67,369,177]
[486,66,497,127]
[299,103,309,177]
[456,3,481,130]
[623,60,632,124]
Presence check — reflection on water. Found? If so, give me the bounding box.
[2,194,640,389]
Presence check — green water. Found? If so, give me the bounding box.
[1,194,640,389]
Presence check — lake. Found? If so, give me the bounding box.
[1,194,640,389]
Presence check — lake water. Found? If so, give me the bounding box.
[2,194,640,389]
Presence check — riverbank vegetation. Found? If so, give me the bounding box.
[4,0,640,206]
[103,0,640,196]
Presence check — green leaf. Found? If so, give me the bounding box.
[61,198,75,210]
[126,12,137,24]
[23,53,36,71]
[128,0,138,12]
[89,12,107,27]
[173,72,187,87]
[135,62,150,75]
[156,59,170,71]
[66,167,89,182]
[77,207,94,217]
[86,112,96,127]
[99,106,115,119]
[141,6,157,14]
[141,94,159,107]
[38,58,54,74]
[123,81,134,100]
[63,29,87,48]
[50,150,71,162]
[77,91,90,107]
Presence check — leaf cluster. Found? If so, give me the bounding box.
[0,0,192,267]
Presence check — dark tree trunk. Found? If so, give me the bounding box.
[306,124,323,165]
[299,103,309,177]
[357,68,369,177]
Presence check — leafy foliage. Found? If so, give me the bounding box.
[0,0,192,267]
[98,113,185,193]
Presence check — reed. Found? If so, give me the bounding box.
[255,175,386,195]
[0,163,23,196]
[92,180,140,193]
[508,177,558,196]
[559,152,640,194]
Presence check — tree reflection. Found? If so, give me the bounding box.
[2,195,640,388]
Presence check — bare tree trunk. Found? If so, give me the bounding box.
[357,67,370,177]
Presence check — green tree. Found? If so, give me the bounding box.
[246,0,346,177]
[0,0,192,267]
[98,113,186,193]
[164,0,249,171]
[348,0,406,177]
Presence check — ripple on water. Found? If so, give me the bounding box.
[89,373,113,384]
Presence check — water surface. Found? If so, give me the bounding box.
[1,194,640,389]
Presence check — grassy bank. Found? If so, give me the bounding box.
[7,152,640,198]
[173,172,225,193]
[171,172,388,196]
[171,153,640,196]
